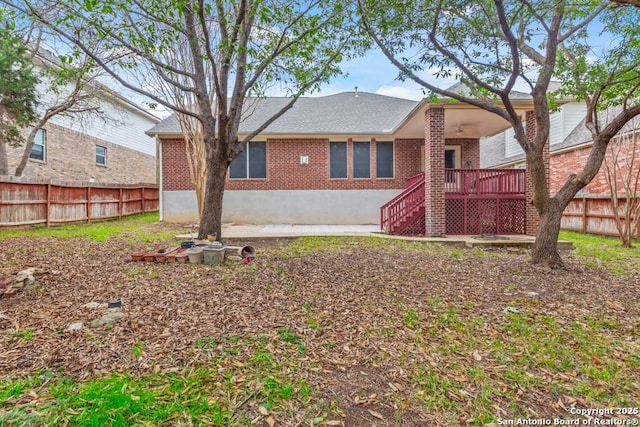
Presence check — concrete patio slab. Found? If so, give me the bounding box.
[176,224,573,250]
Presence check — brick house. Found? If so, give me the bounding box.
[3,49,160,185]
[481,104,640,197]
[149,90,541,235]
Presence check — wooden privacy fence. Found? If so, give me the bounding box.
[561,195,639,238]
[0,178,159,227]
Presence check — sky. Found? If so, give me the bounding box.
[302,48,459,101]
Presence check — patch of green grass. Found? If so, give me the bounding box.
[2,331,320,426]
[131,341,144,358]
[402,307,422,330]
[276,327,302,345]
[277,236,446,259]
[11,329,34,342]
[0,212,176,243]
[560,230,640,275]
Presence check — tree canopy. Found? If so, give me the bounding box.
[0,15,38,174]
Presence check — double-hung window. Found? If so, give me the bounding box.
[96,145,107,166]
[229,141,267,179]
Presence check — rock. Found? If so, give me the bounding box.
[67,322,84,331]
[25,276,35,286]
[89,311,124,328]
[13,274,29,284]
[82,302,108,309]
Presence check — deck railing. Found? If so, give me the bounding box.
[381,169,527,235]
[444,169,526,195]
[380,175,425,233]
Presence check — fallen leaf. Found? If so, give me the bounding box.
[266,416,275,427]
[258,406,269,416]
[368,410,384,421]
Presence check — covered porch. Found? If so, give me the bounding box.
[381,169,527,236]
[382,97,544,237]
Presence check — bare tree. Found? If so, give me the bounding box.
[603,118,640,247]
[14,44,105,176]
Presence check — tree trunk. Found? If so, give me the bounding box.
[14,126,40,177]
[531,198,565,268]
[0,140,9,176]
[198,145,227,240]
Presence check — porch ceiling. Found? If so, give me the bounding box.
[393,102,534,140]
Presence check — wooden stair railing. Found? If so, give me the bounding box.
[380,173,425,235]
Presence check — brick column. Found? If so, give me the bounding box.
[525,110,550,235]
[424,106,446,237]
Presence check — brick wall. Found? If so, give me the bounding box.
[550,132,640,196]
[161,139,192,191]
[447,138,480,168]
[162,137,424,191]
[424,107,446,237]
[6,122,156,184]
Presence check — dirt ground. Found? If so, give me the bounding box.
[1,225,639,426]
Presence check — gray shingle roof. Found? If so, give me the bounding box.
[147,92,419,136]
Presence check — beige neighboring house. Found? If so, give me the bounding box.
[4,48,160,184]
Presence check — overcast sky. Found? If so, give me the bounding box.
[310,48,459,101]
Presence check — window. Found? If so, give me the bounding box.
[329,141,347,179]
[376,141,394,178]
[96,145,107,166]
[29,129,46,161]
[229,141,266,179]
[353,141,370,178]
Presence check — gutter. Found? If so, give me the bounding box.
[156,136,163,222]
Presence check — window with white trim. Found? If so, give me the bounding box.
[96,145,107,166]
[29,128,46,162]
[229,141,267,179]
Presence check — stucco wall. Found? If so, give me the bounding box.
[163,189,401,224]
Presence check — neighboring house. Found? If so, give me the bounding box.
[149,88,544,237]
[4,48,160,184]
[481,104,639,197]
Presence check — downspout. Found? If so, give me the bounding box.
[156,135,163,222]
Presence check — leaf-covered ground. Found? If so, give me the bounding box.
[1,220,639,426]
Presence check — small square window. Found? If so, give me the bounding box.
[29,128,46,162]
[96,145,107,166]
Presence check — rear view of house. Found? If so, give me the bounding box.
[149,89,543,236]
